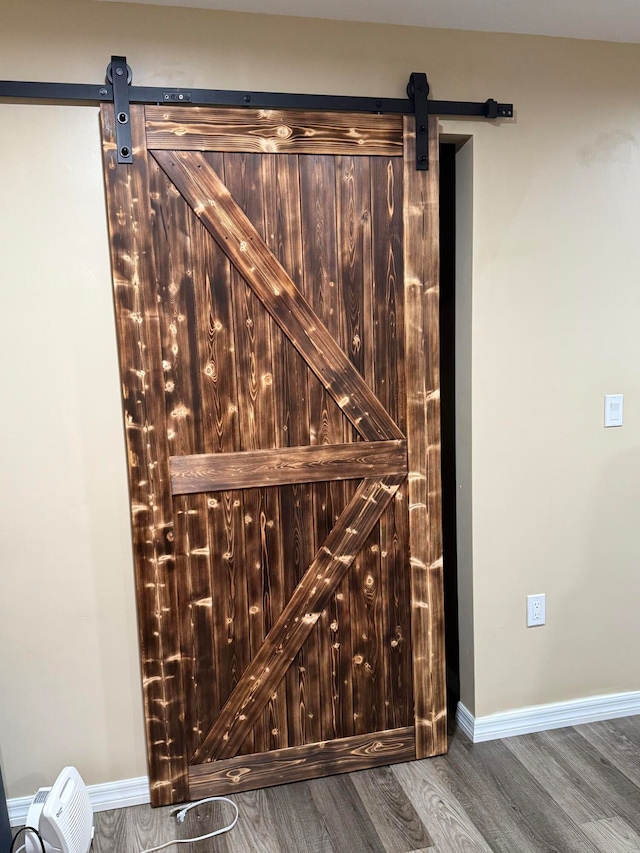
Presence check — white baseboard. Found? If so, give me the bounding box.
[455,700,476,741]
[9,690,640,826]
[8,775,150,827]
[456,690,640,744]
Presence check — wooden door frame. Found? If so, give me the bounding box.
[101,104,445,806]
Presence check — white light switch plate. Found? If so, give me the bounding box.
[604,394,624,427]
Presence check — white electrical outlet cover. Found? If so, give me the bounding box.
[527,593,546,627]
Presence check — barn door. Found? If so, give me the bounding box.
[101,103,445,807]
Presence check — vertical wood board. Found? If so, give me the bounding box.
[403,115,447,758]
[101,104,188,805]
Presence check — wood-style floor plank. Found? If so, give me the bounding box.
[230,788,282,853]
[349,765,433,852]
[582,817,640,853]
[93,803,177,852]
[90,717,640,853]
[534,726,640,837]
[308,773,386,853]
[578,716,640,789]
[504,729,614,824]
[393,756,494,852]
[465,736,601,853]
[265,780,336,853]
[438,733,542,853]
[176,798,232,852]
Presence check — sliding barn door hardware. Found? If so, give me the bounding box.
[0,56,514,169]
[108,56,133,164]
[408,72,430,170]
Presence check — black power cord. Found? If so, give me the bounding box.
[9,826,46,853]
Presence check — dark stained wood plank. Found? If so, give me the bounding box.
[146,153,204,458]
[193,475,403,762]
[334,154,373,741]
[257,487,289,755]
[189,727,415,798]
[100,104,188,806]
[323,568,355,743]
[371,155,405,430]
[259,153,321,749]
[191,155,240,459]
[370,156,413,730]
[146,152,215,762]
[223,151,283,756]
[151,149,404,443]
[330,154,382,744]
[298,153,349,745]
[256,156,292,755]
[332,153,385,739]
[350,765,433,853]
[194,153,255,757]
[402,115,446,758]
[170,440,408,494]
[309,774,386,853]
[187,155,254,757]
[280,479,322,749]
[145,106,403,156]
[380,480,413,731]
[350,534,386,736]
[335,154,373,392]
[264,151,327,749]
[173,493,216,758]
[235,485,285,756]
[379,475,413,729]
[206,489,252,747]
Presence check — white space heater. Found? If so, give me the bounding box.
[23,767,94,853]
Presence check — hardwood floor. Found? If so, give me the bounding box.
[92,715,640,852]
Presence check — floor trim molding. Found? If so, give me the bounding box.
[10,691,640,825]
[456,690,640,743]
[8,775,150,827]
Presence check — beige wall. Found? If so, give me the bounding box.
[2,0,640,799]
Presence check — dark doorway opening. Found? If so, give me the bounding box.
[439,142,460,717]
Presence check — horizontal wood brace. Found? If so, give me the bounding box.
[145,106,403,156]
[170,440,407,495]
[188,726,416,797]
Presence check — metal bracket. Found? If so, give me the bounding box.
[108,56,133,164]
[484,98,513,119]
[409,72,430,171]
[162,91,192,103]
